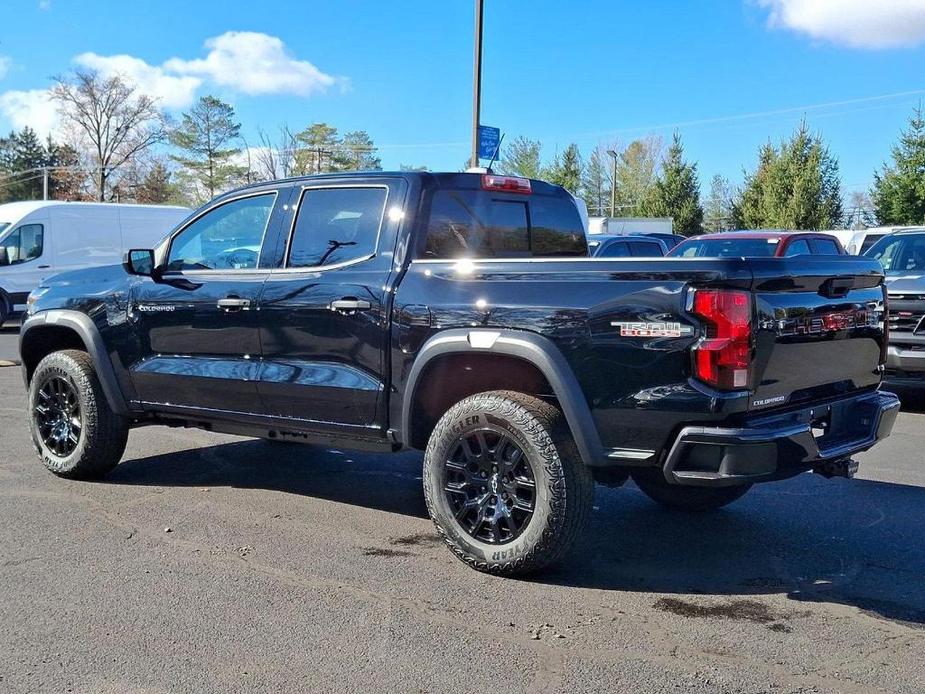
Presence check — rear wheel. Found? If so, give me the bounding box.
[423,390,593,575]
[632,469,751,512]
[29,350,129,480]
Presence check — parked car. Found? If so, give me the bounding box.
[668,230,845,257]
[643,232,686,249]
[20,171,898,576]
[847,226,925,255]
[589,235,667,257]
[864,230,925,386]
[0,201,191,326]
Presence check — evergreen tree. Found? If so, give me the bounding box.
[337,130,381,171]
[871,105,925,225]
[703,174,735,232]
[612,136,663,215]
[499,136,542,179]
[581,147,611,216]
[0,128,48,202]
[639,134,703,235]
[135,161,176,204]
[545,143,582,195]
[733,123,841,230]
[170,95,244,201]
[293,123,339,174]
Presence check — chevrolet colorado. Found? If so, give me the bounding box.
[20,171,900,575]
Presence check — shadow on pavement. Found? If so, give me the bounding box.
[111,437,925,628]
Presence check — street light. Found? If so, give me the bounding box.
[470,0,484,169]
[606,149,618,217]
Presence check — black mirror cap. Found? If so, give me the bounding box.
[0,247,8,266]
[124,248,155,277]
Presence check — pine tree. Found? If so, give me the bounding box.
[170,95,244,201]
[293,123,340,174]
[733,123,841,230]
[704,174,735,232]
[581,147,611,216]
[639,134,703,235]
[545,143,582,195]
[612,136,663,215]
[871,105,925,225]
[499,136,542,179]
[135,161,176,204]
[337,130,381,171]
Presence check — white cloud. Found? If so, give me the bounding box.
[0,89,58,136]
[164,31,338,96]
[74,52,202,108]
[758,0,925,49]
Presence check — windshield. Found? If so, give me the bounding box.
[864,234,925,274]
[669,237,779,257]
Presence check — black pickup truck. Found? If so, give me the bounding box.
[19,171,900,575]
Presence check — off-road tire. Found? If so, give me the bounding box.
[631,469,751,512]
[29,350,129,480]
[423,390,594,576]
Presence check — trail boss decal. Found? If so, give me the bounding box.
[610,321,691,338]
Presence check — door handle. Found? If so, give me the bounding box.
[330,298,371,312]
[37,264,51,269]
[217,297,251,311]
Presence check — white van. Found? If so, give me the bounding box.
[0,201,190,324]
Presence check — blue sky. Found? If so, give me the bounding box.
[1,0,924,196]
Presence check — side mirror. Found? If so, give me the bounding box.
[124,248,155,277]
[0,247,8,267]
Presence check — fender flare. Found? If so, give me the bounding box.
[19,310,132,416]
[400,328,605,467]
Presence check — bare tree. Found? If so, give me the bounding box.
[254,125,299,181]
[52,69,165,201]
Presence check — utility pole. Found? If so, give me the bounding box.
[470,0,484,169]
[607,149,618,217]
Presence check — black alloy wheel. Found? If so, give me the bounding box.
[34,375,83,457]
[443,428,536,544]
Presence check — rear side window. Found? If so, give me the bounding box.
[629,241,663,257]
[598,241,630,257]
[288,187,387,268]
[811,238,841,255]
[784,239,811,256]
[422,190,586,259]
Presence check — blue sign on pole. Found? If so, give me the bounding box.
[478,125,501,160]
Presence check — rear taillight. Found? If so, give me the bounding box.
[691,289,752,390]
[481,174,531,194]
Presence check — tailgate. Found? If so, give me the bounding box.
[745,256,886,411]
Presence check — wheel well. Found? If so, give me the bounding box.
[20,325,88,381]
[408,353,555,449]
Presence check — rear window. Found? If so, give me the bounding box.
[422,190,586,259]
[670,238,779,257]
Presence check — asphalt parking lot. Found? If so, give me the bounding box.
[1,325,923,693]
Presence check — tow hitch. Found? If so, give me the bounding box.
[813,458,860,479]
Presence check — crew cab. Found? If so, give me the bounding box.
[20,172,899,575]
[669,230,845,258]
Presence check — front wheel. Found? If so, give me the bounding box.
[631,469,751,512]
[423,390,594,576]
[29,350,129,480]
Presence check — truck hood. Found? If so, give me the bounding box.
[42,263,127,288]
[884,274,925,294]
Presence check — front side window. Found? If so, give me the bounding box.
[0,223,43,266]
[167,193,275,271]
[867,234,925,273]
[287,187,387,268]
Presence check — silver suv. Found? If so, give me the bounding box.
[865,229,925,386]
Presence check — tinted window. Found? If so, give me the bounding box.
[288,187,387,268]
[860,234,886,254]
[811,238,841,255]
[0,223,43,265]
[597,241,630,257]
[168,194,275,271]
[629,241,664,257]
[423,190,586,259]
[784,239,811,256]
[866,234,925,273]
[672,238,779,257]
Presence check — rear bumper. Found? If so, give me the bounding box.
[661,389,900,487]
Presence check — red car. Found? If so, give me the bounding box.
[668,231,845,258]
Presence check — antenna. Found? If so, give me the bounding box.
[486,133,504,173]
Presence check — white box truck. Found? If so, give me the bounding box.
[0,201,190,324]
